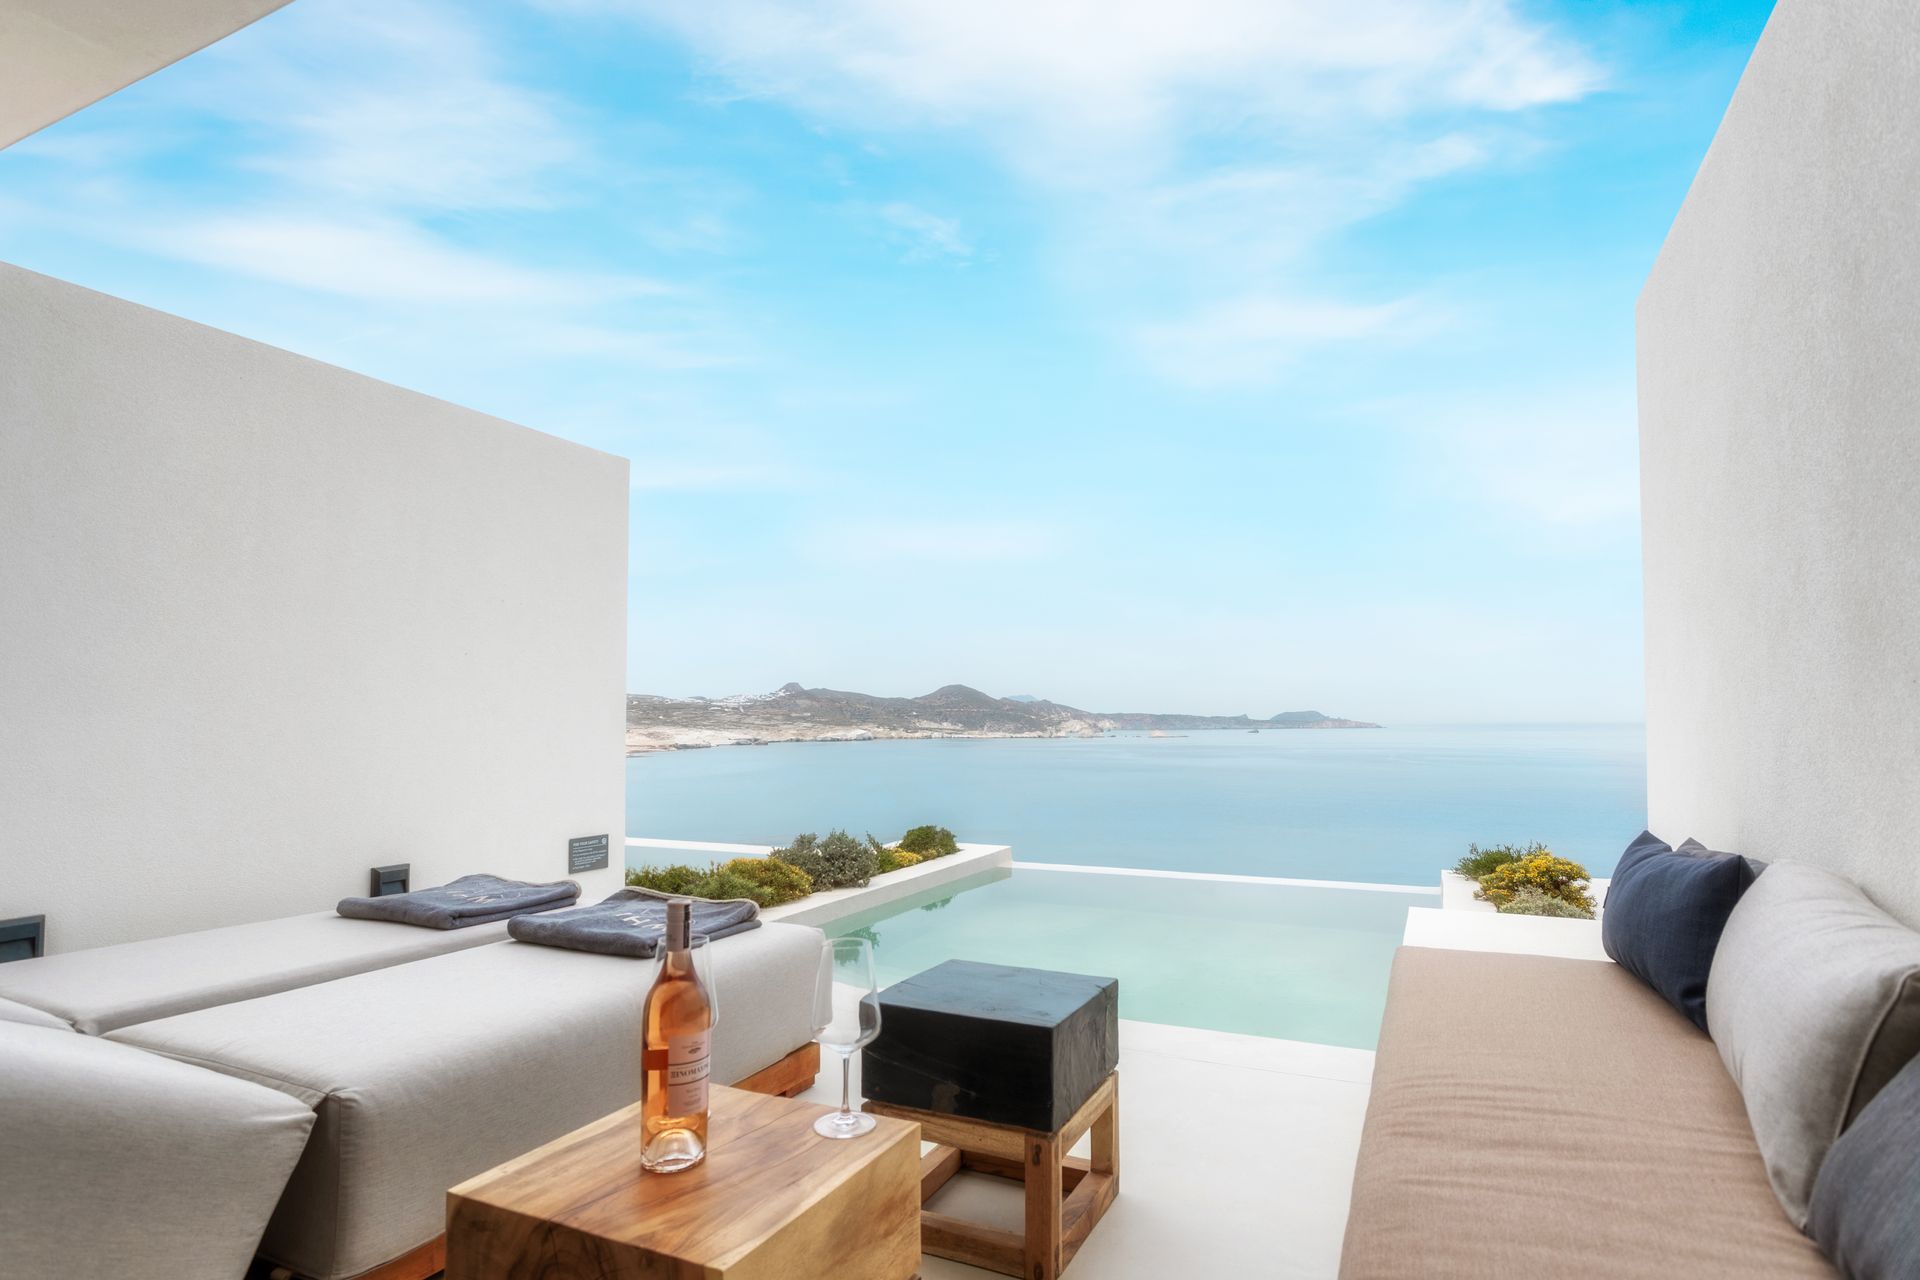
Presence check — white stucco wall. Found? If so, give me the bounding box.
[0,263,629,952]
[1638,0,1920,926]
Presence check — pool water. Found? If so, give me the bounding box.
[822,866,1432,1050]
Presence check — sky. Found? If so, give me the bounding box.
[0,0,1778,722]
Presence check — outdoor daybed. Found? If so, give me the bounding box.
[0,1019,317,1279]
[107,924,823,1280]
[0,909,517,1034]
[0,906,824,1280]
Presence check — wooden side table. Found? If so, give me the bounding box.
[866,1072,1119,1280]
[446,1084,923,1280]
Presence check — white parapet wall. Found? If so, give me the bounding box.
[1404,907,1610,963]
[762,843,1013,928]
[0,263,630,951]
[1638,0,1920,927]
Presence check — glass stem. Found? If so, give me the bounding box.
[840,1052,853,1118]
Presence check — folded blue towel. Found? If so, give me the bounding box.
[507,887,761,958]
[336,873,580,929]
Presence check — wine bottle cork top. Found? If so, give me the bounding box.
[666,898,692,951]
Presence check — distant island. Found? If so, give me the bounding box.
[626,683,1379,754]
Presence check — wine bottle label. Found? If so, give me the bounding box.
[665,1029,711,1115]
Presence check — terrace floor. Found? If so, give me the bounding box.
[798,1018,1375,1279]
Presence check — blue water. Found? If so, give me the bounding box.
[626,724,1646,883]
[823,868,1430,1049]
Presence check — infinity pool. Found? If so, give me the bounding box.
[821,866,1434,1049]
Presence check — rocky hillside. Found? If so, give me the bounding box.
[627,683,1378,753]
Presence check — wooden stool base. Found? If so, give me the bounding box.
[866,1073,1118,1280]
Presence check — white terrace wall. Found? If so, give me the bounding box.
[0,263,628,952]
[1638,0,1920,926]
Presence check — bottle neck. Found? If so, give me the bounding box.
[664,899,692,955]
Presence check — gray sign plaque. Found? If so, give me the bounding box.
[568,834,610,874]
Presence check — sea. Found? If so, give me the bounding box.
[625,723,1647,884]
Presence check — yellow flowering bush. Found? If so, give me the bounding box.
[867,836,925,874]
[720,856,814,905]
[1475,853,1595,913]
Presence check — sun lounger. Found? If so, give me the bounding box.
[0,909,517,1034]
[1,1020,316,1280]
[0,994,73,1030]
[108,921,825,1280]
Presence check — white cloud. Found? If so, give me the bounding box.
[1396,387,1642,534]
[874,201,973,261]
[2,0,752,382]
[803,517,1066,565]
[196,0,586,211]
[144,213,671,306]
[552,0,1600,383]
[1134,294,1420,387]
[561,0,1599,179]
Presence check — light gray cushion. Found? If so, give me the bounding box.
[1707,861,1920,1226]
[0,1020,316,1280]
[0,993,73,1030]
[110,922,824,1280]
[0,910,513,1034]
[1807,1052,1920,1279]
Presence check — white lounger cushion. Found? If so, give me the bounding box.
[0,1020,316,1280]
[0,993,72,1030]
[0,910,513,1033]
[110,922,824,1280]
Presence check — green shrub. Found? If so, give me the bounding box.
[772,829,878,890]
[1476,853,1595,913]
[721,856,813,905]
[1496,886,1595,920]
[625,861,794,907]
[625,863,710,895]
[1453,842,1545,881]
[898,825,959,858]
[693,867,777,905]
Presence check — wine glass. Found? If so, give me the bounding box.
[812,936,881,1139]
[647,933,719,1027]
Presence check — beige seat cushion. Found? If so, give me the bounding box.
[110,922,824,1280]
[0,1020,315,1280]
[0,993,72,1030]
[0,910,513,1033]
[1341,947,1833,1280]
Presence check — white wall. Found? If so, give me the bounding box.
[0,263,629,952]
[1638,0,1920,926]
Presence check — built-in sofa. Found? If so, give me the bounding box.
[1343,851,1920,1279]
[1341,947,1834,1278]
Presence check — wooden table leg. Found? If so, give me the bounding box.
[869,1072,1119,1279]
[1091,1074,1117,1178]
[1024,1132,1064,1280]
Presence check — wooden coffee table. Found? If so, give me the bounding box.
[445,1084,922,1279]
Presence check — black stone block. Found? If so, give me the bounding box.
[862,959,1119,1133]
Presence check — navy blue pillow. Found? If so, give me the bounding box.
[1600,830,1757,1032]
[1808,1051,1920,1278]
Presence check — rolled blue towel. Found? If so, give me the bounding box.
[337,873,580,929]
[507,887,761,958]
